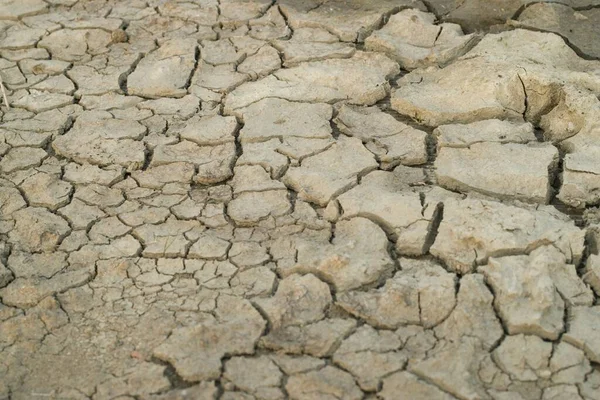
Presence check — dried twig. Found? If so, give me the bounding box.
[0,72,9,109]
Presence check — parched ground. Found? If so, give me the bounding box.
[1,0,600,399]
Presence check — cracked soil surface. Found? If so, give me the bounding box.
[1,0,600,399]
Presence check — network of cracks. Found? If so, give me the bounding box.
[1,0,600,399]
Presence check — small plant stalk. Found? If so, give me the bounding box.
[0,73,9,109]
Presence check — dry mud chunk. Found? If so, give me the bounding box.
[156,1,218,25]
[333,328,406,391]
[392,57,525,127]
[563,306,600,363]
[0,147,47,173]
[336,170,437,255]
[220,392,254,400]
[380,371,457,400]
[254,273,332,328]
[550,341,592,384]
[231,165,286,194]
[9,207,70,252]
[276,137,335,165]
[239,98,332,143]
[192,260,236,289]
[280,217,393,291]
[1,47,49,61]
[365,9,477,70]
[67,65,125,97]
[219,0,270,24]
[68,234,141,263]
[228,241,269,268]
[279,0,426,42]
[220,0,272,25]
[260,318,357,357]
[223,356,283,399]
[435,274,503,350]
[435,142,558,204]
[558,149,600,209]
[0,128,50,148]
[0,268,91,308]
[479,246,568,340]
[285,366,363,400]
[200,38,245,65]
[180,115,237,145]
[270,355,326,375]
[88,216,131,242]
[131,163,195,189]
[542,385,584,400]
[224,51,399,113]
[227,190,291,226]
[282,136,376,206]
[238,44,281,78]
[138,95,200,118]
[74,184,124,208]
[236,139,288,178]
[134,219,201,258]
[79,93,144,111]
[248,6,289,40]
[337,259,456,329]
[32,75,76,95]
[0,262,11,288]
[128,39,198,98]
[12,92,74,113]
[336,325,402,354]
[579,370,600,400]
[188,232,231,260]
[38,29,112,62]
[151,140,236,184]
[7,251,67,279]
[392,29,600,127]
[493,335,552,381]
[145,382,218,400]
[58,199,105,230]
[0,0,47,20]
[274,33,355,66]
[584,254,600,296]
[434,119,536,148]
[61,17,123,31]
[545,88,600,208]
[290,27,340,43]
[4,106,75,133]
[153,296,266,382]
[191,62,249,93]
[430,197,585,273]
[399,325,442,366]
[0,25,45,49]
[20,172,72,211]
[224,75,341,115]
[91,362,171,399]
[0,186,26,218]
[530,84,594,142]
[334,351,407,391]
[274,51,398,104]
[410,337,489,400]
[335,105,427,168]
[515,3,600,59]
[52,116,146,170]
[63,163,123,186]
[435,0,526,32]
[230,266,276,298]
[335,104,417,140]
[547,259,594,308]
[464,29,600,72]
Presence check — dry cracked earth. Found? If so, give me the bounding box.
[2,0,600,399]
